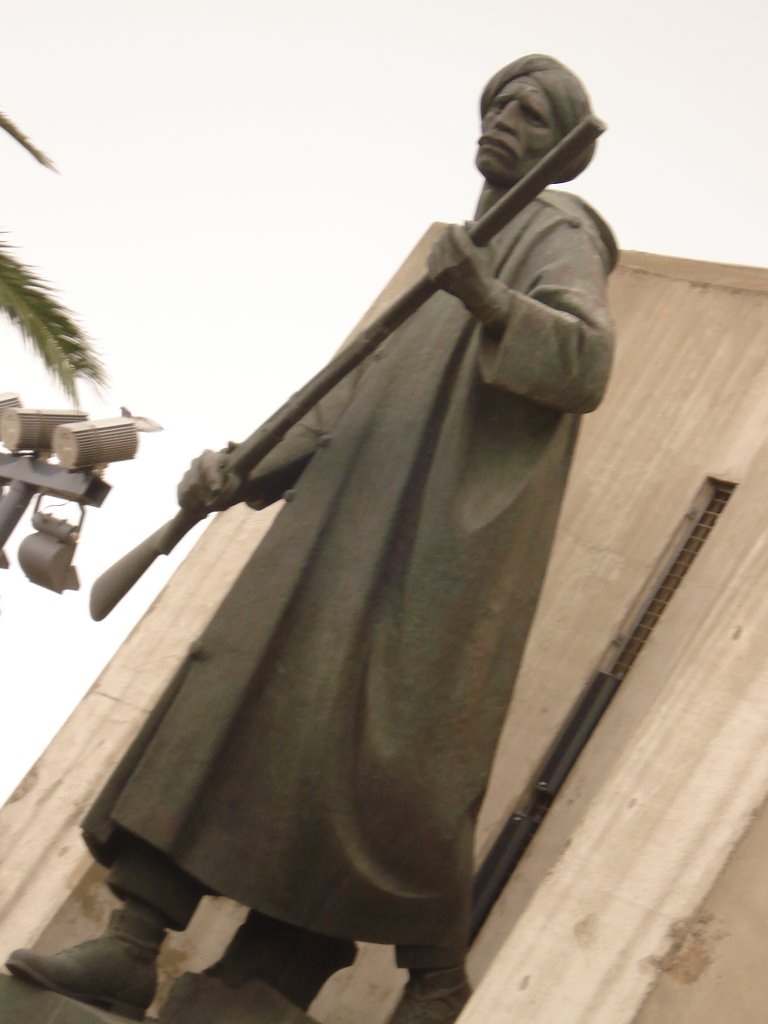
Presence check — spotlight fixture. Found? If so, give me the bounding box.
[1,408,87,454]
[53,418,138,470]
[0,396,155,596]
[0,393,23,412]
[17,505,83,593]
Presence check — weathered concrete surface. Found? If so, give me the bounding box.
[630,791,768,1024]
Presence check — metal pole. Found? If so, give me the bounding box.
[0,479,37,552]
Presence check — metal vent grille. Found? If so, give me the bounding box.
[611,480,735,678]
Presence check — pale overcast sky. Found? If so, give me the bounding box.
[1,0,766,804]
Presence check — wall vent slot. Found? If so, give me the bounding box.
[610,479,735,679]
[471,477,736,941]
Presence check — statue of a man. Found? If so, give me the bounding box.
[8,55,617,1024]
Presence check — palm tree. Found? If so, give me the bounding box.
[0,110,106,404]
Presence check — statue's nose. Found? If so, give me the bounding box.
[497,100,522,132]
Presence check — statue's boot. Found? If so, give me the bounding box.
[203,910,357,1009]
[5,898,166,1021]
[388,966,472,1024]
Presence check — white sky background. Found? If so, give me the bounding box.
[0,0,766,806]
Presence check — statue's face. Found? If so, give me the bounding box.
[476,78,558,186]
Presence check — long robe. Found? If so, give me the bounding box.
[84,190,617,952]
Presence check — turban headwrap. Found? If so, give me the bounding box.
[480,54,595,183]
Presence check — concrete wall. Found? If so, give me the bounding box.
[2,245,768,1024]
[461,253,768,1023]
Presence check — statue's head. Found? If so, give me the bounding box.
[477,55,595,187]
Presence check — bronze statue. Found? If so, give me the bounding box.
[7,55,617,1024]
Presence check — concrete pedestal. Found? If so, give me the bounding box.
[0,973,316,1024]
[161,973,316,1022]
[0,974,148,1023]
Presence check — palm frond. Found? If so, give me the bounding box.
[0,110,57,171]
[0,238,107,403]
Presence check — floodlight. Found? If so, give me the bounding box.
[1,409,87,453]
[53,418,138,470]
[0,396,149,595]
[17,507,83,593]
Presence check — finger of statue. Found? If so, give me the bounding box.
[428,226,461,271]
[177,451,221,510]
[430,226,491,293]
[200,450,227,497]
[451,226,491,275]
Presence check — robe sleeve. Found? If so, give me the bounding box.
[478,216,614,414]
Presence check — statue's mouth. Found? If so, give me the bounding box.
[478,133,519,160]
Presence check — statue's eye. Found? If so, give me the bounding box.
[522,104,546,127]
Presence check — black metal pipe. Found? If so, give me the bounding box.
[0,479,36,552]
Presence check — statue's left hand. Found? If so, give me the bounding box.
[178,448,241,513]
[427,225,499,320]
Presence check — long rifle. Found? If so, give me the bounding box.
[90,115,605,621]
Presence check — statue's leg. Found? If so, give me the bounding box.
[388,944,471,1024]
[203,909,356,1009]
[6,834,208,1021]
[106,832,209,930]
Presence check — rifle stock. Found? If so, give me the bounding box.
[90,507,204,620]
[90,115,605,621]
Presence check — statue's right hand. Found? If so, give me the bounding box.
[177,449,233,513]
